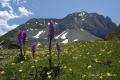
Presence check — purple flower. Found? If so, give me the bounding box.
[48,40,52,51]
[56,42,61,53]
[48,20,55,51]
[48,20,55,40]
[18,30,27,45]
[18,31,23,45]
[22,31,27,46]
[31,42,37,58]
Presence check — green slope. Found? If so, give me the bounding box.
[0,41,120,80]
[106,25,120,40]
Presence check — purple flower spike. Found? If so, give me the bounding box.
[48,40,52,51]
[48,20,55,51]
[31,42,37,58]
[18,31,23,45]
[18,30,27,46]
[56,42,61,53]
[22,31,27,45]
[48,20,55,40]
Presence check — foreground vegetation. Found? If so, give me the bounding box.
[0,40,120,80]
[106,24,120,40]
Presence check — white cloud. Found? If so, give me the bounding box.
[13,0,27,4]
[0,0,10,3]
[0,20,18,30]
[0,19,19,36]
[0,10,19,20]
[18,6,32,17]
[0,0,33,36]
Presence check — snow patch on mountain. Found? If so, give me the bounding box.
[40,23,43,25]
[80,28,84,31]
[55,22,58,25]
[48,22,50,25]
[37,42,41,46]
[78,12,85,16]
[81,18,85,21]
[30,28,33,31]
[62,39,68,44]
[33,30,45,38]
[35,22,38,24]
[55,31,66,39]
[61,31,68,39]
[74,39,78,42]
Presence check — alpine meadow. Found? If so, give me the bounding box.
[0,0,120,80]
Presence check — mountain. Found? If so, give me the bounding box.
[106,25,120,40]
[0,11,116,47]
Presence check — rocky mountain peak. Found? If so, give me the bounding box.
[0,11,117,47]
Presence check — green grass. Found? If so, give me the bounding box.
[0,41,120,80]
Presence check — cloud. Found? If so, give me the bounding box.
[0,20,18,30]
[13,0,27,4]
[0,10,19,20]
[0,19,19,36]
[0,24,18,36]
[0,0,32,36]
[0,0,10,3]
[18,6,32,17]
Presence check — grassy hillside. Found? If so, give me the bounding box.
[106,25,120,40]
[0,41,120,80]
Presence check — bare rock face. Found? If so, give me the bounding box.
[0,11,116,47]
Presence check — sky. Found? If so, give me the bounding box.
[0,0,120,36]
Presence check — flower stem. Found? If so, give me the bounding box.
[34,60,38,80]
[57,52,60,66]
[49,49,52,69]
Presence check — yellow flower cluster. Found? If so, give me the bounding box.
[87,65,92,69]
[0,71,5,75]
[18,69,23,72]
[47,71,52,80]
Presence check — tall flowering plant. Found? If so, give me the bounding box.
[48,20,55,69]
[56,42,61,65]
[17,30,27,60]
[31,42,38,79]
[22,31,27,56]
[31,42,37,58]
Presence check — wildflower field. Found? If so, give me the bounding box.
[0,40,120,80]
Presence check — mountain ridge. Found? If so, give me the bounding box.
[0,11,117,47]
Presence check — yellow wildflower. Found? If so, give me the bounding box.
[69,68,72,72]
[118,61,120,63]
[72,56,78,60]
[20,61,24,64]
[99,76,103,79]
[82,74,86,78]
[106,72,111,76]
[94,58,99,62]
[11,63,16,65]
[63,66,67,69]
[101,49,105,52]
[51,52,54,55]
[87,65,92,69]
[54,54,57,57]
[47,55,50,57]
[18,69,23,72]
[1,71,5,75]
[31,66,35,68]
[107,50,112,54]
[48,75,52,79]
[86,52,90,55]
[47,71,51,75]
[34,60,38,62]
